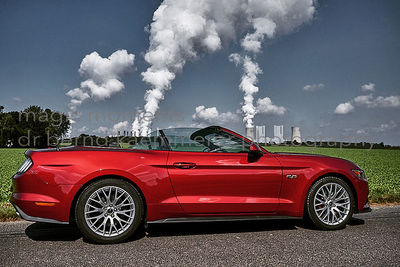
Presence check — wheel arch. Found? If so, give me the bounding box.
[69,174,147,223]
[304,172,359,214]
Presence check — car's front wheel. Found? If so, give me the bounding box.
[306,177,355,230]
[75,179,144,244]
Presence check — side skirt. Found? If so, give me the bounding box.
[148,215,302,224]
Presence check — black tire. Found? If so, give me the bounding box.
[75,179,144,244]
[305,176,355,230]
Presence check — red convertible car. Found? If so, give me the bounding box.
[11,126,370,243]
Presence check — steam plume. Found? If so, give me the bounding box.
[230,0,315,128]
[133,0,316,135]
[229,54,261,128]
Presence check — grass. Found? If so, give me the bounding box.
[0,146,399,221]
[264,146,400,203]
[0,202,19,221]
[0,148,30,221]
[0,148,28,202]
[119,143,131,149]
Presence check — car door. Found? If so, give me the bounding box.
[166,130,283,214]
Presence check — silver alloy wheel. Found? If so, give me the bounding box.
[84,186,136,237]
[313,182,350,226]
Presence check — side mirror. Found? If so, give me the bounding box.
[248,149,263,162]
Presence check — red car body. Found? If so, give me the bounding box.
[10,127,370,225]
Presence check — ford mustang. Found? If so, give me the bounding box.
[10,126,370,243]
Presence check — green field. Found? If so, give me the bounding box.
[0,148,29,220]
[0,147,399,206]
[0,148,28,202]
[264,146,400,202]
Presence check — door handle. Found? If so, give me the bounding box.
[173,162,197,169]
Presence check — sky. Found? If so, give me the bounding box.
[0,0,399,144]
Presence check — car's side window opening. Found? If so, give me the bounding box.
[202,132,250,153]
[129,136,170,151]
[129,127,251,153]
[167,135,208,152]
[139,127,251,153]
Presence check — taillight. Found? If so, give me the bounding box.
[16,157,33,175]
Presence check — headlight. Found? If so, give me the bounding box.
[352,169,367,181]
[16,158,33,174]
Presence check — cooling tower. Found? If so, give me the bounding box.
[245,127,254,140]
[255,125,266,143]
[273,125,284,144]
[291,126,301,143]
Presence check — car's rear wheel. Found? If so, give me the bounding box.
[306,177,355,230]
[75,179,144,244]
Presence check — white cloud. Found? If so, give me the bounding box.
[65,88,90,100]
[66,88,90,111]
[80,79,124,101]
[191,99,286,128]
[319,122,331,128]
[353,94,374,107]
[256,97,286,116]
[354,94,400,108]
[112,121,129,134]
[375,95,400,108]
[373,120,397,133]
[356,121,397,135]
[77,126,88,133]
[79,50,134,83]
[90,121,130,137]
[361,82,375,92]
[192,106,239,125]
[333,82,400,114]
[93,126,109,136]
[66,50,135,111]
[334,102,354,114]
[12,97,22,102]
[79,50,134,100]
[356,129,367,135]
[303,83,325,92]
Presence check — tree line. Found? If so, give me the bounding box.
[0,105,70,148]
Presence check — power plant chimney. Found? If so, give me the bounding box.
[245,126,254,141]
[291,126,301,143]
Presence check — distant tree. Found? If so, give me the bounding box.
[71,134,108,146]
[292,140,300,146]
[0,111,18,147]
[0,105,70,148]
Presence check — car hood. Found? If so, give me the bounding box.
[272,152,333,157]
[272,152,359,170]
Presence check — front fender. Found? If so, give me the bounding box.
[278,167,357,217]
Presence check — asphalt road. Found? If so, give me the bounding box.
[0,206,399,266]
